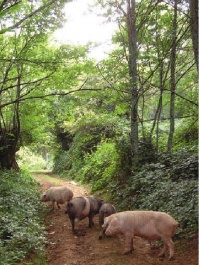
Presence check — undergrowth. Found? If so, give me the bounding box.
[109,148,198,238]
[53,124,198,239]
[0,170,47,265]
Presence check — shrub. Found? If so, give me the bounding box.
[53,150,72,174]
[0,170,47,264]
[53,117,117,179]
[78,141,119,194]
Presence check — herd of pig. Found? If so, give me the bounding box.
[41,186,179,260]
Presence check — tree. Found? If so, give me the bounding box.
[97,0,198,157]
[189,0,199,71]
[167,0,178,153]
[0,0,90,170]
[50,0,198,186]
[126,0,139,166]
[97,0,139,166]
[0,0,69,34]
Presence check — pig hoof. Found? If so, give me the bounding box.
[77,231,86,236]
[158,253,165,259]
[122,249,133,255]
[99,235,103,240]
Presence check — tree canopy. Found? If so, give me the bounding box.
[0,0,198,171]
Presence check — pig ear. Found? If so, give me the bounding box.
[68,202,73,207]
[111,218,120,229]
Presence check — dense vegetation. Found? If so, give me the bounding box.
[0,0,198,264]
[53,122,198,238]
[0,170,46,265]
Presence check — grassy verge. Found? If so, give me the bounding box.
[32,171,64,185]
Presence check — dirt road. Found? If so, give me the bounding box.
[33,172,198,265]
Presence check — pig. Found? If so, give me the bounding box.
[98,203,116,239]
[66,196,103,231]
[41,186,73,210]
[102,211,178,260]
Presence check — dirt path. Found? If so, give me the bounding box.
[33,172,198,265]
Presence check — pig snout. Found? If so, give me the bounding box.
[105,228,112,236]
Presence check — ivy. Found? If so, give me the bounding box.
[110,149,198,238]
[0,171,47,265]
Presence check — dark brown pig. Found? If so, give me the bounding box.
[103,210,178,260]
[98,203,116,239]
[66,196,103,231]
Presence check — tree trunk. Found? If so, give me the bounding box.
[0,128,20,170]
[189,0,199,72]
[0,69,21,170]
[126,0,139,167]
[167,0,177,153]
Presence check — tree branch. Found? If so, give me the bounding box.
[0,78,102,109]
[0,0,58,34]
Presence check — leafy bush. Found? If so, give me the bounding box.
[173,119,198,151]
[78,141,119,194]
[53,116,118,178]
[53,150,73,174]
[159,147,198,180]
[0,170,47,265]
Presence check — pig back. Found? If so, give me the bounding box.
[42,186,73,202]
[62,187,73,201]
[116,211,178,239]
[67,197,90,220]
[87,196,103,214]
[105,211,178,240]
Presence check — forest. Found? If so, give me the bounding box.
[0,0,198,264]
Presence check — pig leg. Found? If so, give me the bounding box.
[99,224,107,240]
[51,200,56,210]
[99,215,107,240]
[99,212,104,227]
[167,239,175,260]
[88,213,95,228]
[99,229,105,240]
[122,233,134,255]
[159,238,174,260]
[69,218,75,232]
[56,202,61,209]
[158,243,167,258]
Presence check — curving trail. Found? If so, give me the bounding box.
[33,172,198,265]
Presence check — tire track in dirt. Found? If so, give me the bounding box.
[33,172,198,265]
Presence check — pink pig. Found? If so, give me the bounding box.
[103,210,178,260]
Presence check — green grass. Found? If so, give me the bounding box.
[32,171,63,185]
